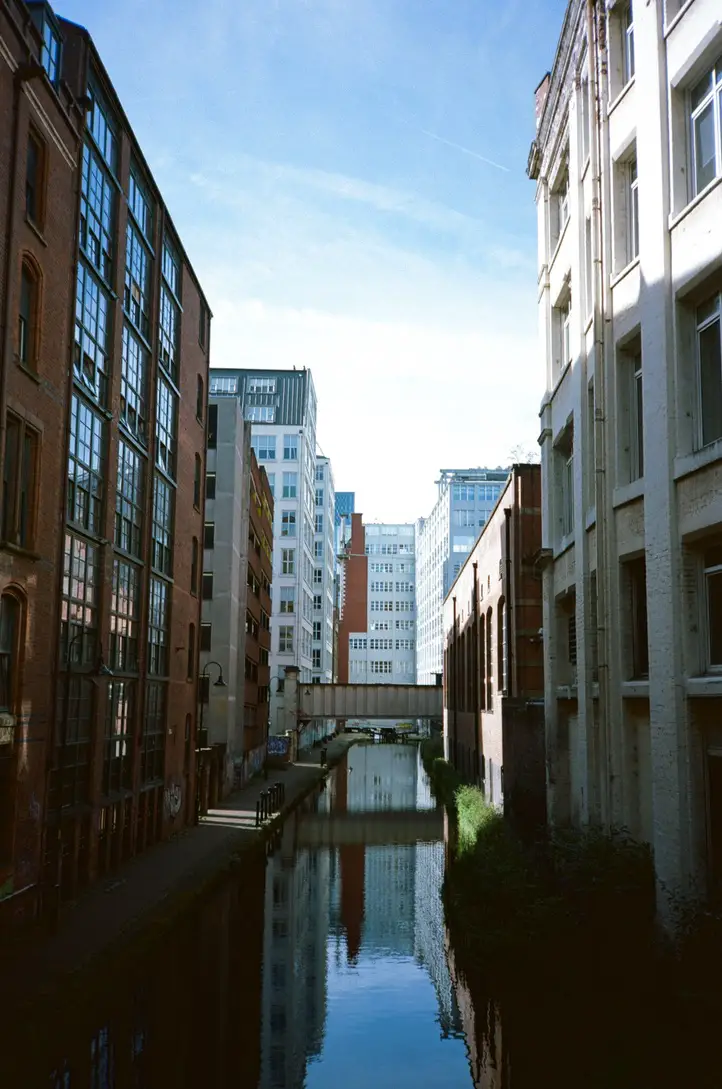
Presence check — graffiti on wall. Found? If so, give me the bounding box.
[267,736,289,757]
[164,782,182,819]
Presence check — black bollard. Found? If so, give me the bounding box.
[275,782,284,808]
[256,798,262,827]
[320,746,327,767]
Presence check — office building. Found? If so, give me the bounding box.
[527,0,722,908]
[313,456,336,685]
[208,368,335,741]
[200,398,273,804]
[416,470,508,685]
[0,2,211,927]
[345,524,416,709]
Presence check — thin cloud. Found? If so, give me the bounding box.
[418,127,509,173]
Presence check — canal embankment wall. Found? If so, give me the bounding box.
[5,732,368,1022]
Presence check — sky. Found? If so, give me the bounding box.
[59,0,566,523]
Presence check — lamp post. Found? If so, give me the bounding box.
[196,661,226,822]
[50,629,112,927]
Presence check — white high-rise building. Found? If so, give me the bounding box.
[208,368,335,735]
[347,524,416,712]
[415,470,508,684]
[527,0,722,912]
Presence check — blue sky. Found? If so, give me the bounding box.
[59,0,565,522]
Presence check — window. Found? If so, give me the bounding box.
[155,378,177,477]
[628,158,639,261]
[209,375,237,395]
[580,76,590,164]
[245,405,275,423]
[315,513,323,534]
[129,169,152,241]
[622,2,635,85]
[279,626,294,653]
[557,424,574,539]
[200,622,212,652]
[103,681,134,795]
[584,218,593,318]
[281,511,296,537]
[191,537,199,594]
[67,395,104,534]
[120,324,148,441]
[202,572,213,600]
[691,58,722,197]
[2,415,38,549]
[158,285,179,382]
[314,540,322,559]
[194,454,202,508]
[282,548,295,575]
[74,261,110,403]
[199,304,209,350]
[698,294,722,448]
[110,559,139,672]
[628,558,649,679]
[116,440,144,557]
[0,595,19,712]
[316,488,324,506]
[313,568,322,586]
[282,472,297,498]
[551,155,570,247]
[41,18,61,84]
[370,660,393,674]
[124,223,150,336]
[312,649,321,669]
[280,586,295,614]
[252,435,276,461]
[207,403,217,450]
[705,545,722,670]
[206,472,216,500]
[196,375,204,422]
[313,594,322,611]
[26,130,45,226]
[61,533,98,661]
[204,522,214,550]
[148,577,169,675]
[631,351,643,480]
[283,434,298,460]
[142,682,165,784]
[555,290,572,375]
[87,82,117,172]
[313,621,322,640]
[151,474,174,575]
[18,260,38,370]
[247,376,276,394]
[187,624,195,681]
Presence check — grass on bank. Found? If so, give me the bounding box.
[420,742,655,987]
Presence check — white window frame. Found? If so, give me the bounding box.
[690,58,722,198]
[622,2,635,86]
[628,157,639,261]
[696,294,722,450]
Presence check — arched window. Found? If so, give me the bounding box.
[486,608,493,710]
[18,259,40,370]
[187,623,195,681]
[0,594,21,712]
[196,375,204,422]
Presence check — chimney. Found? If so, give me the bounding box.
[534,72,551,131]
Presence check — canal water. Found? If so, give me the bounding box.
[3,742,719,1087]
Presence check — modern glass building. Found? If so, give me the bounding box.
[415,469,508,684]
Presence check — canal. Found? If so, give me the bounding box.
[2,741,718,1088]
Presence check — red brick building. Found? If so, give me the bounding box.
[337,513,367,685]
[0,2,211,927]
[443,465,545,831]
[245,452,273,760]
[0,0,81,920]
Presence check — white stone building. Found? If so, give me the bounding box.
[415,469,508,685]
[347,524,416,722]
[528,0,722,907]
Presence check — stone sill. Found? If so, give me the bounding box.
[621,680,649,699]
[674,440,722,483]
[687,676,722,698]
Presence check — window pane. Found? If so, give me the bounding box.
[694,101,717,194]
[709,570,722,666]
[700,319,722,446]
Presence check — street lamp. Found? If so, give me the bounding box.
[50,629,112,926]
[196,661,226,822]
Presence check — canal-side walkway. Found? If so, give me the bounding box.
[7,732,363,1013]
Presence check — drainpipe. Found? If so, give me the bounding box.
[587,0,612,824]
[472,562,480,784]
[504,505,513,696]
